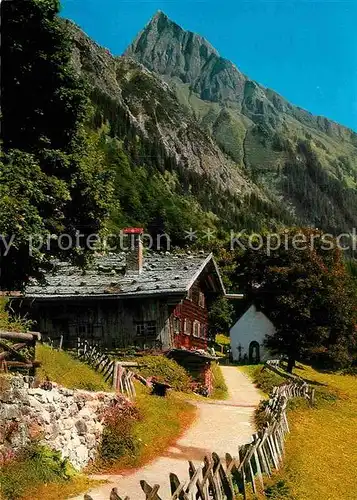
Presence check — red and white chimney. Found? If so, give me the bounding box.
[123,228,144,274]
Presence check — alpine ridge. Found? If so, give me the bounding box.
[68,11,357,237]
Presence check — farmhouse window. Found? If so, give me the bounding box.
[200,324,206,338]
[173,316,181,334]
[184,319,192,335]
[75,323,94,336]
[187,288,193,301]
[135,321,157,338]
[193,321,200,337]
[198,292,205,308]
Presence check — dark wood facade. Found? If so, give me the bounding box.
[20,253,224,351]
[24,278,213,350]
[170,281,208,350]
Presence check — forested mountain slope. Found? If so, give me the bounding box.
[68,11,357,237]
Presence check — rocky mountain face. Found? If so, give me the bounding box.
[126,11,355,141]
[67,12,357,235]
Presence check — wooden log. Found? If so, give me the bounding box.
[247,458,256,494]
[310,388,316,407]
[5,360,41,368]
[0,341,31,363]
[252,435,265,490]
[201,455,213,498]
[0,331,40,341]
[204,455,221,499]
[113,362,119,392]
[237,446,248,499]
[116,361,139,367]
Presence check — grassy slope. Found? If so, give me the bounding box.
[282,365,357,500]
[36,344,112,391]
[132,387,197,467]
[239,364,286,396]
[241,363,357,500]
[133,354,192,392]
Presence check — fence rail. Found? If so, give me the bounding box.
[88,365,314,500]
[0,330,40,375]
[43,336,140,398]
[76,338,138,398]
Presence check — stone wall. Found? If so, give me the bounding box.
[0,375,127,469]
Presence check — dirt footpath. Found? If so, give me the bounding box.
[72,366,261,500]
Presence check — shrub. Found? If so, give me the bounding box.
[36,344,112,391]
[215,334,230,346]
[251,366,286,395]
[135,355,192,392]
[0,297,32,332]
[0,444,74,500]
[265,478,295,499]
[99,401,142,465]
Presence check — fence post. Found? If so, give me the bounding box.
[113,361,119,392]
[310,388,315,407]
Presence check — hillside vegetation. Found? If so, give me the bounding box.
[3,2,357,291]
[123,11,357,235]
[62,13,357,242]
[242,364,357,500]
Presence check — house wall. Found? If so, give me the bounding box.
[26,276,213,351]
[171,281,208,350]
[230,305,275,362]
[32,297,174,349]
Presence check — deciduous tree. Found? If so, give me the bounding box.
[224,228,357,371]
[0,0,113,288]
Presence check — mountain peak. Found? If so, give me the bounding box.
[125,11,221,87]
[150,10,167,21]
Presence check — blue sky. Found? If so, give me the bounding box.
[62,0,357,131]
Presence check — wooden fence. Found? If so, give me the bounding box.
[91,374,314,500]
[76,338,138,398]
[0,330,40,375]
[139,382,313,499]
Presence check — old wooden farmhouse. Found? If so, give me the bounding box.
[20,235,227,351]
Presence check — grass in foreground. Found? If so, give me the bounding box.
[279,364,357,500]
[96,384,197,472]
[36,344,112,391]
[21,476,99,500]
[242,363,357,500]
[0,444,99,500]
